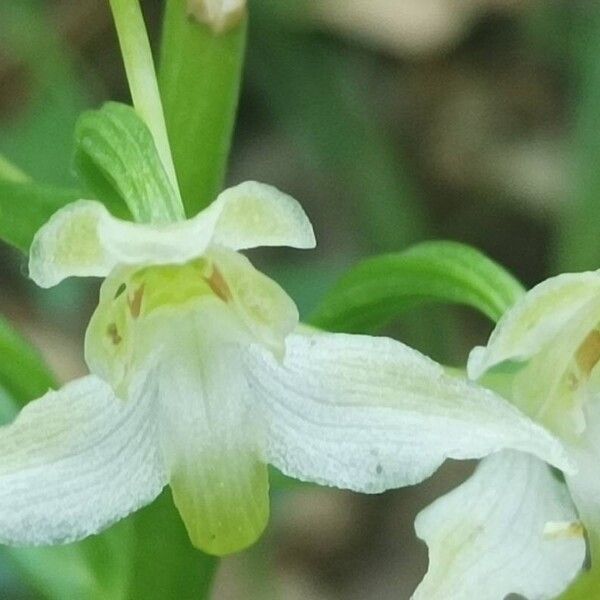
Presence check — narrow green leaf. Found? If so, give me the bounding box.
[311,241,525,333]
[74,102,184,224]
[159,0,247,215]
[0,317,56,403]
[0,179,80,253]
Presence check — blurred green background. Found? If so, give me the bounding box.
[1,0,599,598]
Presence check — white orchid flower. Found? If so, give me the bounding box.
[0,179,576,558]
[413,272,600,599]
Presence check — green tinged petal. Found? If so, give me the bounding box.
[512,297,600,439]
[468,272,600,440]
[74,102,185,224]
[169,449,269,556]
[209,181,316,250]
[84,251,298,555]
[85,249,298,394]
[468,272,600,379]
[140,304,270,555]
[29,182,314,288]
[209,247,299,356]
[29,201,113,287]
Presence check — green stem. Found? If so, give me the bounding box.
[159,0,247,216]
[108,0,183,209]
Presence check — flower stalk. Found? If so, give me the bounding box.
[108,0,182,207]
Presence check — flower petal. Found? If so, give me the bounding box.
[467,271,600,440]
[209,247,299,356]
[468,271,600,380]
[244,331,573,493]
[209,181,316,250]
[146,305,269,556]
[28,200,216,288]
[29,182,315,288]
[0,375,166,545]
[563,397,600,551]
[84,248,299,396]
[507,294,600,439]
[413,451,585,600]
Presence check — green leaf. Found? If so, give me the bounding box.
[74,102,184,224]
[0,178,80,253]
[0,317,56,403]
[159,0,247,215]
[310,241,525,333]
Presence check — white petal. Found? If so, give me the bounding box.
[413,451,585,600]
[144,304,269,555]
[0,375,166,545]
[468,272,600,440]
[209,247,299,356]
[244,332,573,493]
[29,183,315,288]
[563,396,600,549]
[468,271,600,380]
[28,200,217,288]
[210,181,316,251]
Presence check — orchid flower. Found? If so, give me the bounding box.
[413,272,600,599]
[0,105,575,558]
